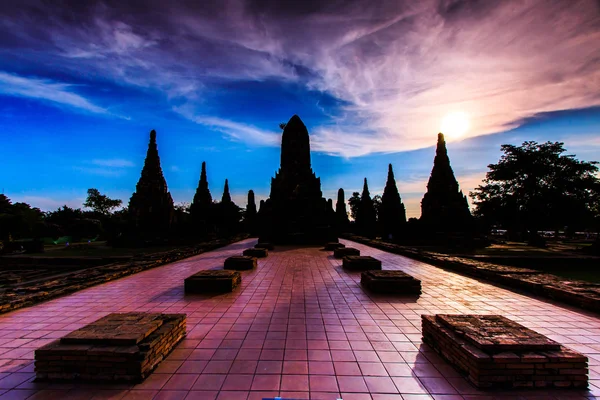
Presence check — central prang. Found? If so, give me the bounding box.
[258,115,336,244]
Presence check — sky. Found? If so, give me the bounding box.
[0,0,599,218]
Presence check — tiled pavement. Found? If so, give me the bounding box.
[0,238,599,400]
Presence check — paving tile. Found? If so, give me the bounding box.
[309,376,338,392]
[281,374,310,392]
[250,374,280,391]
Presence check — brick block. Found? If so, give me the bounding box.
[422,314,588,390]
[243,248,268,258]
[35,313,186,382]
[184,270,241,293]
[224,256,257,271]
[324,242,345,250]
[342,256,382,271]
[254,242,274,250]
[333,247,360,259]
[361,270,421,294]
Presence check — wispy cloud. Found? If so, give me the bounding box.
[73,166,127,177]
[174,105,280,147]
[0,71,111,115]
[91,159,135,168]
[74,159,136,177]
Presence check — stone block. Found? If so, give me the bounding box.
[333,247,360,258]
[361,270,421,294]
[243,248,268,258]
[224,256,257,271]
[254,242,274,250]
[35,313,186,382]
[422,314,588,389]
[185,270,241,293]
[324,242,346,250]
[342,256,382,271]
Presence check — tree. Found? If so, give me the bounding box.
[348,192,361,221]
[279,122,287,130]
[0,195,45,240]
[470,141,600,236]
[84,189,122,215]
[373,195,382,221]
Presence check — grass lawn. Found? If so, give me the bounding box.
[34,241,188,258]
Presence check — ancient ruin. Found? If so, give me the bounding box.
[355,178,377,237]
[380,164,407,238]
[184,270,241,293]
[422,314,588,389]
[342,255,382,271]
[335,188,350,230]
[421,133,472,230]
[128,130,174,235]
[190,161,213,228]
[361,270,422,294]
[243,247,268,257]
[35,312,186,382]
[334,247,360,258]
[257,115,335,244]
[245,189,258,234]
[224,256,256,270]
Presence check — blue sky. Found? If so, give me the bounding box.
[1,0,599,218]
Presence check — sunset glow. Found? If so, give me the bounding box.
[441,112,470,139]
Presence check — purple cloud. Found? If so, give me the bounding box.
[1,0,599,156]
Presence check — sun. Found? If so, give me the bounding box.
[441,111,470,138]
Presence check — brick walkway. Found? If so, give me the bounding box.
[0,239,598,399]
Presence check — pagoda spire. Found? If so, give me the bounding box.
[222,179,232,203]
[335,188,350,228]
[128,129,174,234]
[380,164,406,238]
[245,190,258,235]
[190,161,213,222]
[420,133,472,230]
[280,114,311,175]
[258,114,335,244]
[356,178,377,237]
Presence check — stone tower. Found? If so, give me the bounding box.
[356,178,377,237]
[245,190,258,235]
[420,133,471,230]
[258,115,335,244]
[190,161,213,227]
[128,130,174,235]
[380,164,407,238]
[335,188,350,229]
[221,179,232,203]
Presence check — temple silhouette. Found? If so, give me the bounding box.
[128,130,174,236]
[257,115,336,244]
[420,133,472,231]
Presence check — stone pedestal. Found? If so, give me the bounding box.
[243,248,268,258]
[185,270,241,293]
[342,256,382,271]
[422,314,588,389]
[254,242,274,250]
[224,256,256,271]
[324,242,345,250]
[35,313,186,382]
[334,247,360,259]
[361,270,421,294]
